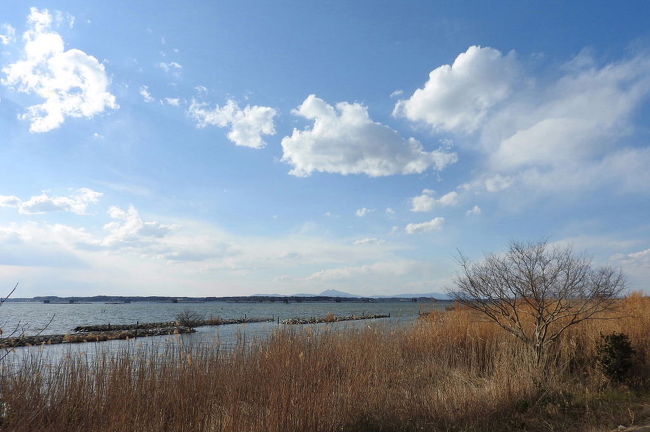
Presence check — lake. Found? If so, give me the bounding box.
[0,300,444,362]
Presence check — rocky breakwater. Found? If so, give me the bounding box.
[73,316,274,333]
[0,327,194,349]
[281,313,390,325]
[0,316,276,349]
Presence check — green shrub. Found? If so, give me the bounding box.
[596,332,636,383]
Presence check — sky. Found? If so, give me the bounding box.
[0,1,649,297]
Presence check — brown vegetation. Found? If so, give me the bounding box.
[0,294,649,432]
[452,240,625,365]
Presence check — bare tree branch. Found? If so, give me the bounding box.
[448,240,625,365]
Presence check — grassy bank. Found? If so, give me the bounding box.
[1,295,649,432]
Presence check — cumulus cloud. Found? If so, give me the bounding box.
[405,217,445,234]
[394,46,519,133]
[281,95,457,177]
[0,188,102,215]
[399,46,650,196]
[355,207,374,217]
[485,53,650,193]
[188,99,277,148]
[466,205,481,216]
[0,24,15,45]
[410,189,458,212]
[2,8,117,133]
[101,205,174,248]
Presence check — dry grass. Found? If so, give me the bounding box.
[1,294,649,432]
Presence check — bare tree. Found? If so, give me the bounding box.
[1,283,55,361]
[175,310,204,329]
[450,241,625,365]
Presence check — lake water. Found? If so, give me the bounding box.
[1,300,443,363]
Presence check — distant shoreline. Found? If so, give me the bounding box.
[5,295,451,304]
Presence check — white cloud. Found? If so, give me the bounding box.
[163,97,181,106]
[610,247,650,293]
[482,52,650,193]
[405,217,445,234]
[0,188,102,215]
[466,205,481,216]
[355,207,374,217]
[0,199,461,296]
[158,61,182,74]
[101,205,174,248]
[353,237,384,245]
[484,174,513,192]
[139,85,154,103]
[398,46,650,197]
[53,11,75,29]
[385,208,396,215]
[21,188,102,215]
[0,196,21,207]
[394,46,519,133]
[188,99,277,149]
[628,249,650,261]
[2,8,117,133]
[307,260,415,281]
[0,24,15,45]
[410,189,458,212]
[281,94,457,177]
[486,53,650,174]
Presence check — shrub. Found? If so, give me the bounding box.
[175,310,204,329]
[596,332,636,383]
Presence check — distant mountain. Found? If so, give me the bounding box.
[319,289,359,298]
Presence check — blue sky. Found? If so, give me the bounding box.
[1,1,649,297]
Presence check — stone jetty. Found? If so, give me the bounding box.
[0,326,194,349]
[73,317,274,332]
[281,313,390,325]
[1,316,274,349]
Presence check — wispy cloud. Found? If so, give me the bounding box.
[0,23,15,45]
[0,188,102,215]
[405,217,445,234]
